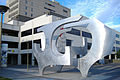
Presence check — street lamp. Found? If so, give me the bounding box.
[0,5,9,68]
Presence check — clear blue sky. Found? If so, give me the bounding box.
[0,0,120,31]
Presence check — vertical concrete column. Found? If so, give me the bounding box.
[109,55,111,60]
[32,54,35,66]
[18,21,22,65]
[115,54,117,60]
[32,21,35,66]
[18,54,21,65]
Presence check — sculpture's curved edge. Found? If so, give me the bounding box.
[77,18,116,77]
[32,15,116,77]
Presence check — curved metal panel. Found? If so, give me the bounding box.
[33,16,115,77]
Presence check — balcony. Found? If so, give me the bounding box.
[2,35,19,42]
[7,48,19,54]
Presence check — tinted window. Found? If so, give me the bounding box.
[2,29,18,37]
[2,41,18,48]
[33,39,41,48]
[82,31,92,38]
[87,43,92,50]
[21,41,32,50]
[66,39,72,46]
[66,28,80,36]
[21,29,32,37]
[44,7,55,12]
[116,47,120,52]
[112,47,115,52]
[34,26,43,34]
[116,34,119,38]
[116,40,120,44]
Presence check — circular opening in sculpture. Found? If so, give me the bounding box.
[56,26,92,58]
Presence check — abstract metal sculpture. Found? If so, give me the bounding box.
[33,15,115,77]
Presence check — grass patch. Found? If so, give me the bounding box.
[0,77,12,80]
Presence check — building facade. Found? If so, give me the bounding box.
[2,14,120,65]
[2,0,120,66]
[5,0,70,23]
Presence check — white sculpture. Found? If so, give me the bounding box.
[33,15,115,77]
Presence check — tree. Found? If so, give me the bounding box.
[116,50,120,59]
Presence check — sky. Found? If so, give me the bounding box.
[0,0,120,31]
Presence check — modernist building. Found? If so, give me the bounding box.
[2,0,120,66]
[3,0,70,65]
[4,0,70,23]
[3,14,120,66]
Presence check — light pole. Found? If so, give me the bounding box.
[0,5,9,68]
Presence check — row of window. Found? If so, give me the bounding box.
[25,0,33,6]
[9,11,18,18]
[66,28,92,38]
[2,29,19,37]
[25,6,33,12]
[9,4,18,12]
[45,2,68,13]
[63,9,68,13]
[21,39,92,50]
[116,34,120,38]
[24,12,33,17]
[21,26,44,37]
[2,41,18,48]
[21,39,41,50]
[116,40,120,44]
[21,29,32,37]
[66,28,80,36]
[9,0,18,7]
[45,2,55,7]
[116,47,120,52]
[21,27,92,39]
[112,46,120,52]
[44,7,55,13]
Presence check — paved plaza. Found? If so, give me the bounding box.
[0,63,120,80]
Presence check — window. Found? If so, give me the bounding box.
[33,39,41,48]
[31,2,33,6]
[66,39,72,46]
[25,12,27,15]
[25,0,28,4]
[2,29,18,37]
[45,2,55,7]
[31,8,33,12]
[21,41,32,50]
[112,47,115,52]
[34,26,43,34]
[21,29,32,37]
[116,34,119,38]
[87,43,92,50]
[116,47,120,52]
[25,6,27,10]
[63,9,68,13]
[82,31,92,38]
[66,28,80,36]
[44,7,55,12]
[2,41,18,48]
[31,14,33,17]
[116,40,120,44]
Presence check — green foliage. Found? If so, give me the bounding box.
[116,50,120,58]
[0,77,12,80]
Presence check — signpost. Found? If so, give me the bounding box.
[0,5,9,68]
